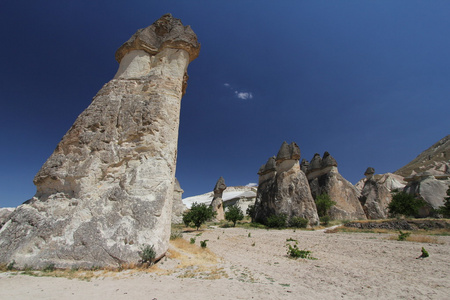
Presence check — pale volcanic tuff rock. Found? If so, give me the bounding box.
[171,178,187,224]
[210,177,227,221]
[304,152,366,220]
[254,142,319,227]
[0,14,200,268]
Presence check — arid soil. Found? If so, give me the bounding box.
[1,226,449,299]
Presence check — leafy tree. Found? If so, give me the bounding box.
[315,193,336,217]
[388,191,427,218]
[437,186,450,218]
[225,205,244,227]
[182,202,217,230]
[246,204,256,223]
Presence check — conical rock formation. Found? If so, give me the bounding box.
[254,142,319,227]
[304,152,366,220]
[0,14,200,268]
[210,177,227,221]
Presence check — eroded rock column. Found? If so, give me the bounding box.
[0,14,200,268]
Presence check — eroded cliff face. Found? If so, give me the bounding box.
[0,14,200,268]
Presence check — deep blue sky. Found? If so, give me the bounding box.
[1,1,449,207]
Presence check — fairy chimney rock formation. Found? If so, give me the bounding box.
[0,14,200,268]
[210,177,227,221]
[359,168,392,219]
[306,152,366,220]
[364,167,375,179]
[254,142,319,226]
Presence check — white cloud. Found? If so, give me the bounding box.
[223,83,254,100]
[246,183,258,187]
[235,91,253,100]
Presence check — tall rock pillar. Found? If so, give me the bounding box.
[0,14,200,268]
[210,177,227,221]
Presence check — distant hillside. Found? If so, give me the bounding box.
[395,135,450,177]
[182,186,256,209]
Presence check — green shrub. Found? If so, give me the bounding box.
[266,214,287,228]
[286,244,316,260]
[43,263,55,272]
[6,260,15,271]
[289,216,308,228]
[437,186,450,218]
[397,230,411,241]
[170,230,183,240]
[246,204,256,222]
[190,237,196,244]
[200,240,208,248]
[320,215,330,226]
[225,205,244,227]
[315,193,336,217]
[182,202,217,230]
[139,244,156,265]
[388,191,427,218]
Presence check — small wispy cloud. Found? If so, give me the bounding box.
[235,91,253,100]
[246,183,258,187]
[223,83,254,100]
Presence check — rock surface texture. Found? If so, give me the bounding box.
[304,152,367,220]
[210,177,227,221]
[357,168,395,219]
[171,178,186,224]
[254,142,319,226]
[0,14,200,268]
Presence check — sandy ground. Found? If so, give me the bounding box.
[0,226,449,300]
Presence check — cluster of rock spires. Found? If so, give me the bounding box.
[254,142,320,226]
[253,137,450,224]
[0,14,199,268]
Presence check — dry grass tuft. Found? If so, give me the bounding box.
[388,234,441,244]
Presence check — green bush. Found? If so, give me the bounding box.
[397,230,411,241]
[225,205,244,226]
[200,240,208,248]
[190,237,196,244]
[437,186,450,218]
[289,216,308,228]
[266,214,287,228]
[315,193,336,217]
[170,230,183,240]
[6,260,15,271]
[43,263,55,272]
[320,215,330,226]
[388,191,427,218]
[246,204,256,222]
[286,243,316,260]
[139,244,156,265]
[182,202,217,230]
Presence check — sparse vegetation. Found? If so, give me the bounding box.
[43,263,56,272]
[315,193,336,217]
[190,237,196,244]
[182,202,217,230]
[266,214,287,229]
[417,247,429,259]
[388,191,427,218]
[320,215,331,226]
[139,244,156,266]
[7,260,16,271]
[437,186,450,218]
[200,240,209,248]
[170,230,183,240]
[397,230,411,241]
[225,205,244,227]
[286,243,316,260]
